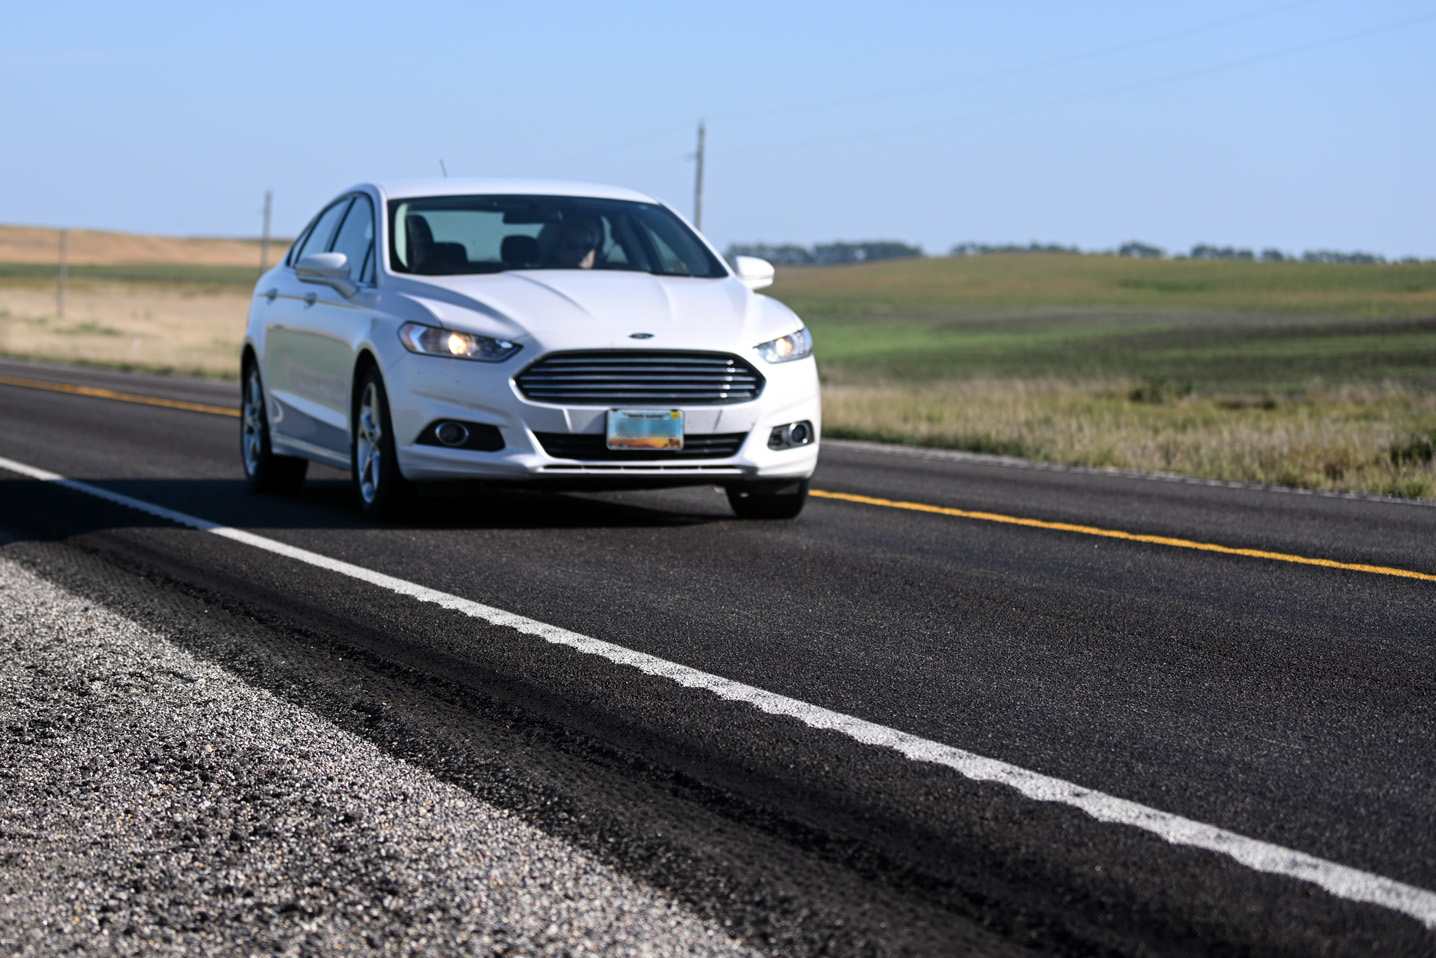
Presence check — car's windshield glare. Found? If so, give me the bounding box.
[388,195,726,279]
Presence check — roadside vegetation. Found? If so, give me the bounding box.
[823,378,1436,499]
[0,262,259,288]
[2,240,1435,498]
[0,278,251,378]
[772,254,1436,498]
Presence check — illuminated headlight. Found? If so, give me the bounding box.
[398,322,520,362]
[755,327,813,364]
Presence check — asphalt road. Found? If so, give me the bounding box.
[2,356,1434,956]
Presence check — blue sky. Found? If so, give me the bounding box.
[3,0,1433,258]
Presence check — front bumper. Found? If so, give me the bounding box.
[384,350,821,486]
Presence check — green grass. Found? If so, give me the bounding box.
[773,254,1436,319]
[768,256,1436,395]
[802,309,1436,393]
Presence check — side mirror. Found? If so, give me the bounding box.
[732,255,775,291]
[295,252,357,298]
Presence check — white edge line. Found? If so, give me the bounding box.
[2,451,1434,930]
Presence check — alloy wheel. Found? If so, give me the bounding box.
[241,370,265,477]
[356,382,384,504]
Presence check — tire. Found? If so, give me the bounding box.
[240,362,308,493]
[725,479,810,520]
[351,367,412,520]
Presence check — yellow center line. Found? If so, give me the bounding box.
[0,373,239,418]
[810,488,1436,583]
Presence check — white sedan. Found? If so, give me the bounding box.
[240,179,820,519]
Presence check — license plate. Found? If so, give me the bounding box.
[606,409,684,450]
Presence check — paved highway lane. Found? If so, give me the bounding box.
[2,357,1434,955]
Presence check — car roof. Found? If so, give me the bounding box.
[359,179,662,204]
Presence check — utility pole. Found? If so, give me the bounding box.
[260,190,273,273]
[692,120,705,231]
[57,229,69,319]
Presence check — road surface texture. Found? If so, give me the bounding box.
[0,556,759,957]
[1,357,1433,956]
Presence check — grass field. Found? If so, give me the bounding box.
[2,242,1434,497]
[772,255,1436,388]
[0,261,261,288]
[0,279,251,378]
[821,378,1436,498]
[771,255,1436,497]
[773,254,1436,322]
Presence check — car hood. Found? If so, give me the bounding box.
[391,270,800,350]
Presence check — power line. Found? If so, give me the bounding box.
[447,4,1430,212]
[528,1,1328,175]
[713,0,1328,124]
[719,10,1436,161]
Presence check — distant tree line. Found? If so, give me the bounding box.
[969,241,1411,264]
[1125,242,1393,264]
[950,241,1082,256]
[1295,249,1389,265]
[1117,241,1164,259]
[724,241,924,266]
[727,239,1424,266]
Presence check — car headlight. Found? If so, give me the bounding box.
[398,322,520,362]
[755,327,813,364]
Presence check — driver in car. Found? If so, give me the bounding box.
[548,218,603,269]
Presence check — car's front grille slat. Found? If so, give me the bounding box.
[522,373,745,383]
[516,350,763,406]
[534,432,747,461]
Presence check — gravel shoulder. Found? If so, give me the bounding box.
[0,556,758,957]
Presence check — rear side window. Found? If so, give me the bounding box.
[288,198,353,266]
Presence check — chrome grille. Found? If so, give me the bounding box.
[516,351,763,406]
[534,432,747,461]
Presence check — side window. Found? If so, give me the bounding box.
[285,222,315,267]
[329,195,375,284]
[290,199,352,265]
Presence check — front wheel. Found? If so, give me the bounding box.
[351,367,412,520]
[725,479,810,520]
[240,362,307,493]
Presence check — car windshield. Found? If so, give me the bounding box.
[387,195,727,279]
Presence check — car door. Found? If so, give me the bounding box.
[296,194,379,462]
[262,195,378,465]
[259,197,351,462]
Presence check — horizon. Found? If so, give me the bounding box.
[0,222,1424,266]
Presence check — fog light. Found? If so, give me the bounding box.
[435,421,470,447]
[768,420,815,450]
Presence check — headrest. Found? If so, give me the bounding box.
[406,214,434,246]
[502,234,540,264]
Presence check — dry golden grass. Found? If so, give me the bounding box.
[0,224,286,267]
[0,281,250,377]
[823,377,1436,497]
[0,225,271,376]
